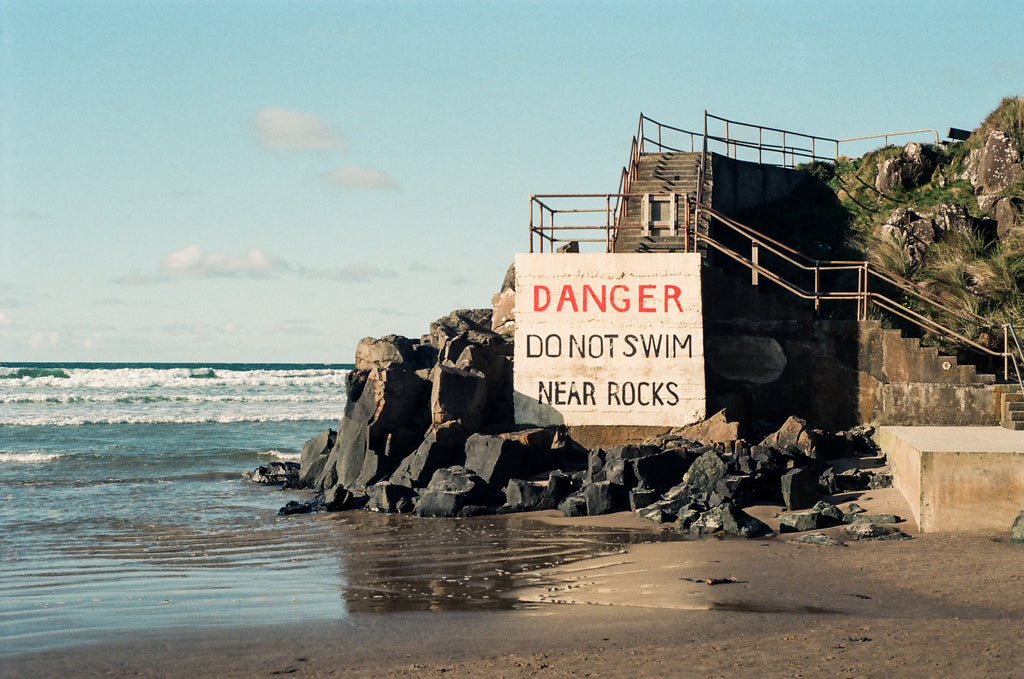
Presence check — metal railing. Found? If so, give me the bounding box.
[634,112,941,169]
[527,195,1017,379]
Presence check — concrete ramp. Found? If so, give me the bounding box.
[878,426,1024,533]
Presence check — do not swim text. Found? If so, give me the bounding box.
[537,380,682,407]
[525,333,693,359]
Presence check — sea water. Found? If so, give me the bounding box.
[0,363,663,656]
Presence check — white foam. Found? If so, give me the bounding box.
[0,451,63,463]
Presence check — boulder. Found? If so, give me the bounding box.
[1011,510,1024,543]
[875,157,902,195]
[245,461,300,486]
[354,335,421,371]
[629,486,661,511]
[558,491,588,517]
[430,364,488,431]
[779,509,821,533]
[674,409,743,443]
[463,433,528,489]
[299,429,336,487]
[414,466,495,517]
[979,130,1023,193]
[322,485,367,511]
[584,481,628,516]
[780,467,818,510]
[681,450,728,499]
[505,478,546,510]
[365,482,416,513]
[389,421,468,488]
[845,521,912,541]
[995,197,1024,241]
[588,445,657,487]
[933,201,974,239]
[633,449,690,494]
[791,533,844,546]
[318,366,430,492]
[760,416,821,459]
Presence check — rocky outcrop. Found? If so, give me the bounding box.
[875,142,936,194]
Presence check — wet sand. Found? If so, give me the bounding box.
[6,489,1024,678]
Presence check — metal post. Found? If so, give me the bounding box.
[606,195,611,253]
[751,241,759,286]
[1006,325,1011,382]
[814,263,820,314]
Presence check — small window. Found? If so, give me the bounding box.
[650,197,671,224]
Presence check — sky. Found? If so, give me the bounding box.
[2,0,1023,363]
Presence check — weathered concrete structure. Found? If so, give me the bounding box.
[879,426,1024,532]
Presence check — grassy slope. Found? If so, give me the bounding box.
[737,95,1024,357]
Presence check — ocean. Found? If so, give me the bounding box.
[0,363,663,656]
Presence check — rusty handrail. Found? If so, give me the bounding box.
[528,192,1009,368]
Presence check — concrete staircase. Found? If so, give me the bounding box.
[873,329,997,386]
[1002,387,1024,430]
[613,152,705,254]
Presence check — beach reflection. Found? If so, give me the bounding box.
[316,511,676,613]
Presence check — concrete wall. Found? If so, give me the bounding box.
[703,269,1004,430]
[709,153,809,214]
[878,426,1024,532]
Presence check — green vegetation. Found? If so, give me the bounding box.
[744,95,1024,358]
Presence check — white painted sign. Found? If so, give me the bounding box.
[513,252,705,427]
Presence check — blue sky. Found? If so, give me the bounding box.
[2,0,1022,362]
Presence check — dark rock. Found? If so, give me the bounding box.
[558,491,587,517]
[835,468,871,491]
[413,466,496,517]
[633,449,690,494]
[845,513,900,525]
[278,499,315,516]
[299,429,336,487]
[389,421,468,488]
[505,478,546,511]
[979,130,1023,193]
[995,197,1024,242]
[588,445,657,487]
[463,433,528,489]
[719,503,772,538]
[354,334,422,371]
[365,482,416,513]
[629,486,661,511]
[538,470,575,510]
[868,470,893,489]
[688,503,767,537]
[713,474,755,507]
[246,461,300,486]
[811,501,845,525]
[780,467,818,510]
[791,533,844,546]
[425,466,494,504]
[1012,511,1024,543]
[682,451,728,499]
[779,509,821,533]
[761,416,821,459]
[933,202,975,239]
[430,364,488,431]
[413,491,463,517]
[636,495,691,524]
[319,366,431,492]
[845,521,912,541]
[584,481,627,516]
[323,485,367,511]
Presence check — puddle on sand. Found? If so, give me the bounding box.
[325,512,681,613]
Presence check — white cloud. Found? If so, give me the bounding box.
[0,311,11,325]
[160,244,289,279]
[29,331,58,348]
[252,107,345,151]
[326,165,399,191]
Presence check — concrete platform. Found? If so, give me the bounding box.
[877,426,1024,533]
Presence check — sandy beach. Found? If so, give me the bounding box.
[6,485,1024,679]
